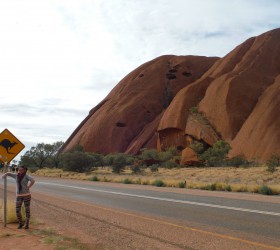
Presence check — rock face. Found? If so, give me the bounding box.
[158,28,280,161]
[61,55,218,155]
[62,28,280,162]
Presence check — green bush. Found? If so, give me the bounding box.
[112,154,127,173]
[88,152,104,167]
[258,185,273,195]
[266,155,280,173]
[178,181,186,188]
[202,183,217,191]
[139,148,161,166]
[190,142,205,155]
[224,185,232,192]
[149,164,159,172]
[89,176,99,181]
[61,151,97,173]
[152,179,165,187]
[200,140,231,167]
[123,178,133,184]
[162,160,179,169]
[103,154,115,166]
[130,165,142,174]
[159,147,178,162]
[227,155,248,167]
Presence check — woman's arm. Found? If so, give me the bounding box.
[27,179,35,189]
[1,172,10,179]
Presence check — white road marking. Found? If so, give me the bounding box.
[37,181,280,217]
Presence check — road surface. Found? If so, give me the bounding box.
[2,176,280,249]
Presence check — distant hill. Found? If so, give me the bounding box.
[61,28,280,162]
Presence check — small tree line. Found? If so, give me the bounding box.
[19,142,181,173]
[18,141,280,173]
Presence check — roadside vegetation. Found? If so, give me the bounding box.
[9,141,280,195]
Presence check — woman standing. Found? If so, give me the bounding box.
[2,166,35,229]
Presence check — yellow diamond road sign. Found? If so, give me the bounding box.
[0,129,25,163]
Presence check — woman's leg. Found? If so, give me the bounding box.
[23,195,31,229]
[15,196,24,228]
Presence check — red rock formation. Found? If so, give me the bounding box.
[62,28,280,162]
[61,55,218,154]
[180,147,199,166]
[229,75,280,160]
[158,28,280,161]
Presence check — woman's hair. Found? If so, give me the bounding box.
[19,165,28,171]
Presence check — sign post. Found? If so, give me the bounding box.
[0,129,25,227]
[3,162,7,227]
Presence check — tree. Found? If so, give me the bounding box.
[19,144,49,169]
[190,142,205,155]
[19,149,38,169]
[61,151,96,173]
[46,141,64,168]
[112,154,128,173]
[88,152,104,167]
[200,140,231,167]
[19,141,64,169]
[139,148,161,166]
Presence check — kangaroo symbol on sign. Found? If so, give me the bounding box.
[0,139,18,154]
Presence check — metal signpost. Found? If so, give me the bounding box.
[0,129,25,227]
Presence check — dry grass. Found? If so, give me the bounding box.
[33,166,280,195]
[0,199,26,223]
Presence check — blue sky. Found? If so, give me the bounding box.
[0,0,279,161]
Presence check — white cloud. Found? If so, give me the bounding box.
[0,0,279,161]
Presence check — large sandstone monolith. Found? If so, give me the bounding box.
[63,28,280,162]
[61,55,218,154]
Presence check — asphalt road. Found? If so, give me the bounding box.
[3,176,280,249]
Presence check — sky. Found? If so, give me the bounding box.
[0,0,279,162]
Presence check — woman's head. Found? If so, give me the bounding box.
[18,166,27,173]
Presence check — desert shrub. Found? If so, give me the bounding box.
[258,185,273,195]
[88,152,104,167]
[89,176,99,182]
[189,142,205,155]
[227,155,249,167]
[112,154,127,173]
[152,179,165,187]
[159,150,173,162]
[139,148,161,166]
[103,154,116,166]
[130,165,142,174]
[140,148,160,160]
[123,178,133,184]
[135,178,142,184]
[102,153,132,173]
[162,160,180,169]
[202,183,217,191]
[61,151,97,173]
[189,106,199,114]
[149,164,159,172]
[159,147,178,161]
[266,155,280,173]
[224,185,232,192]
[200,140,231,167]
[178,181,186,188]
[246,158,261,167]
